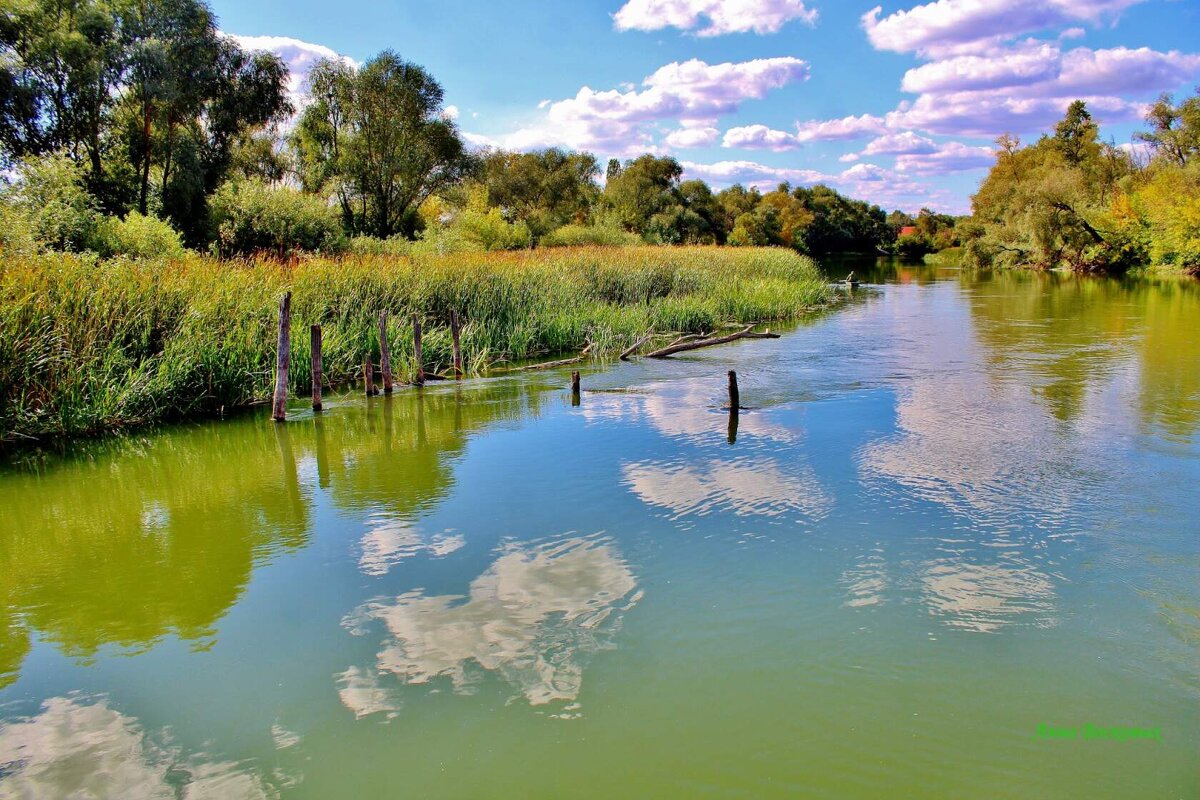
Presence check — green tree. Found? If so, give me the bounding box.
[1135,91,1200,167]
[293,51,476,238]
[479,148,599,237]
[602,154,682,234]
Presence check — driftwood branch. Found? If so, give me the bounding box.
[494,343,593,373]
[645,326,778,358]
[619,330,655,361]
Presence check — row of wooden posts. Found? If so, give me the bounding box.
[271,290,746,425]
[271,292,466,422]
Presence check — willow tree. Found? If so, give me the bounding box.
[293,51,475,238]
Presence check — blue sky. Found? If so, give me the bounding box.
[215,0,1200,213]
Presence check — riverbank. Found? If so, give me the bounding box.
[0,246,831,442]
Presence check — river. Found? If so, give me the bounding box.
[1,261,1197,798]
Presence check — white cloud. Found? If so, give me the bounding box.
[443,104,460,120]
[861,131,939,155]
[839,152,861,163]
[795,114,888,142]
[900,41,1063,94]
[665,125,720,148]
[894,141,996,174]
[679,159,831,188]
[503,57,808,154]
[224,33,358,106]
[862,0,1146,57]
[722,123,801,151]
[614,0,817,36]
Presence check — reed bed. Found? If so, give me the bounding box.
[0,246,831,440]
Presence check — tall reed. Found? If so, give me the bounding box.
[0,246,831,440]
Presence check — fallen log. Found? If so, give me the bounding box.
[619,330,655,361]
[493,343,593,373]
[645,326,778,358]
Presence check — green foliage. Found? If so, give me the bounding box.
[293,51,476,238]
[602,155,684,234]
[1,152,99,251]
[0,247,831,440]
[0,0,291,244]
[94,211,186,259]
[540,222,641,248]
[479,148,599,237]
[348,235,414,257]
[965,92,1200,274]
[210,180,347,258]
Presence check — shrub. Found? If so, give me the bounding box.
[210,180,346,258]
[453,206,532,251]
[94,212,186,259]
[540,223,641,248]
[1,152,98,252]
[348,235,413,257]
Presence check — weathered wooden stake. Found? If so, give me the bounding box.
[310,324,323,411]
[450,310,463,377]
[378,311,393,394]
[412,314,425,385]
[363,353,375,396]
[271,292,291,422]
[571,371,581,406]
[727,370,740,411]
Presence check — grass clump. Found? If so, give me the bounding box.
[0,246,831,440]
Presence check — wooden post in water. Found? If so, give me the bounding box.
[450,310,463,378]
[378,310,393,394]
[412,314,425,385]
[363,353,375,396]
[571,370,581,406]
[310,324,323,412]
[727,370,740,410]
[271,292,291,422]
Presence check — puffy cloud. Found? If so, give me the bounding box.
[613,0,817,37]
[443,104,459,120]
[839,152,861,163]
[224,33,358,106]
[894,141,996,174]
[664,124,721,148]
[900,42,1063,93]
[886,90,1145,136]
[862,0,1146,57]
[795,114,888,142]
[861,131,939,155]
[503,57,808,154]
[722,123,801,151]
[679,159,831,188]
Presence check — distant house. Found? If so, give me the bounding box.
[899,226,918,237]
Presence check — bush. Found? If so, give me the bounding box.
[895,232,934,260]
[94,212,186,259]
[0,199,39,255]
[541,223,641,248]
[453,206,532,251]
[1,152,98,252]
[210,180,346,258]
[348,235,413,257]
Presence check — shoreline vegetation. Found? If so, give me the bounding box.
[0,246,832,444]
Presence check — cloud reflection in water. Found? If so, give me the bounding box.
[339,535,641,715]
[0,696,274,799]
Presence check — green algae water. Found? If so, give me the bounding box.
[1,263,1197,798]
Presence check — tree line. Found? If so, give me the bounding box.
[960,92,1200,275]
[1,0,898,259]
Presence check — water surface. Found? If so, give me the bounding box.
[2,262,1197,798]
